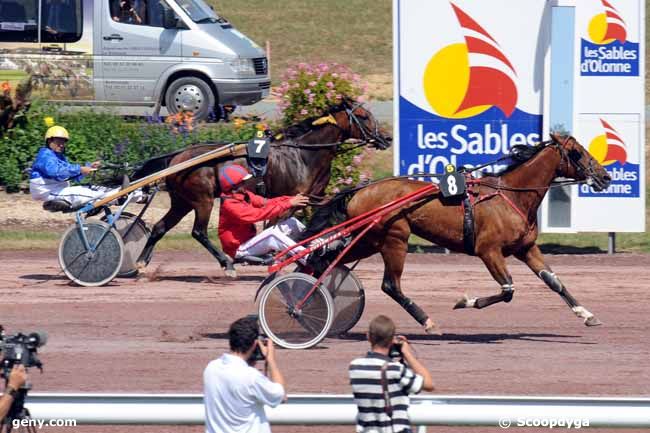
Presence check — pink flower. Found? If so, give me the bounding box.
[308,94,315,103]
[344,177,353,185]
[332,73,339,78]
[352,155,362,166]
[359,172,369,182]
[326,81,334,89]
[300,109,308,115]
[332,187,340,194]
[325,91,333,99]
[335,94,342,100]
[345,165,353,173]
[308,81,317,87]
[357,95,366,103]
[303,89,311,95]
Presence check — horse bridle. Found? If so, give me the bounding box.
[270,102,389,153]
[551,135,601,186]
[344,102,390,149]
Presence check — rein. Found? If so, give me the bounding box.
[269,139,370,155]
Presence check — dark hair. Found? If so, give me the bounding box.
[368,315,395,348]
[228,317,259,353]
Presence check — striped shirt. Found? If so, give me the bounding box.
[349,352,424,433]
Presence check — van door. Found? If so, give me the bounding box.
[100,0,181,103]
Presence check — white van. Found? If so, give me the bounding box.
[0,0,270,120]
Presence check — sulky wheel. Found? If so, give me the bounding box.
[322,265,365,336]
[58,221,124,287]
[102,213,151,277]
[258,272,334,350]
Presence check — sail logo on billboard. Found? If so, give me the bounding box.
[580,0,639,76]
[423,3,517,119]
[580,118,639,197]
[401,2,542,176]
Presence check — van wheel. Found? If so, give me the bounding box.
[165,76,215,122]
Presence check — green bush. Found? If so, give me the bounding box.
[0,101,258,191]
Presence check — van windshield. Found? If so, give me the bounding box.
[175,0,219,23]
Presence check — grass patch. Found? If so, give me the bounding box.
[0,70,28,80]
[0,231,221,251]
[214,0,392,82]
[408,232,650,254]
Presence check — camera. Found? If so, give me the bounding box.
[250,337,267,362]
[389,335,408,360]
[0,326,47,425]
[389,342,403,359]
[0,326,47,380]
[120,0,133,11]
[245,315,267,362]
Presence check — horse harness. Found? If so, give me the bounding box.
[456,138,594,255]
[460,175,538,256]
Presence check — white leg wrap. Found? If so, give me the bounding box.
[465,297,477,308]
[501,284,515,292]
[572,306,594,320]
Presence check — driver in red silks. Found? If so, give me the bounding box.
[218,164,310,262]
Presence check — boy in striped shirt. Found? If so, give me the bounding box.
[349,315,434,433]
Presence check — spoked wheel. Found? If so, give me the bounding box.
[322,265,365,336]
[102,213,151,277]
[258,272,334,350]
[58,221,124,287]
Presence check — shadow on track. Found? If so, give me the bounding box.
[337,332,595,345]
[138,275,265,283]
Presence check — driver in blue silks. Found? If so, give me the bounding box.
[29,125,122,211]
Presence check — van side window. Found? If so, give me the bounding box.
[0,0,38,42]
[110,0,167,27]
[41,0,83,43]
[147,1,167,27]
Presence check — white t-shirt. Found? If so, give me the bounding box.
[204,353,285,433]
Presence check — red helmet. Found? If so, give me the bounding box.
[219,164,252,192]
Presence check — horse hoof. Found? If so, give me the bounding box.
[453,294,474,310]
[136,261,147,271]
[424,320,442,335]
[585,316,602,327]
[224,268,237,279]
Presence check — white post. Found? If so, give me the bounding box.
[608,232,616,255]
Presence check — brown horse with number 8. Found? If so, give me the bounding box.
[339,134,611,333]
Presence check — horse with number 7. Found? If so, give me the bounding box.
[325,134,611,333]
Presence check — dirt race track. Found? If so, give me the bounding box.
[1,249,649,433]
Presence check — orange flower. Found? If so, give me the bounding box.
[1,82,10,93]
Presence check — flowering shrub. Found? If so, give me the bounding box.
[275,62,371,193]
[275,62,367,126]
[328,148,372,195]
[164,111,195,135]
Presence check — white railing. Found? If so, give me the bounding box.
[25,393,650,428]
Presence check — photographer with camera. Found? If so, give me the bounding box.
[0,366,27,421]
[111,0,143,24]
[203,316,286,433]
[0,327,46,430]
[349,315,434,433]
